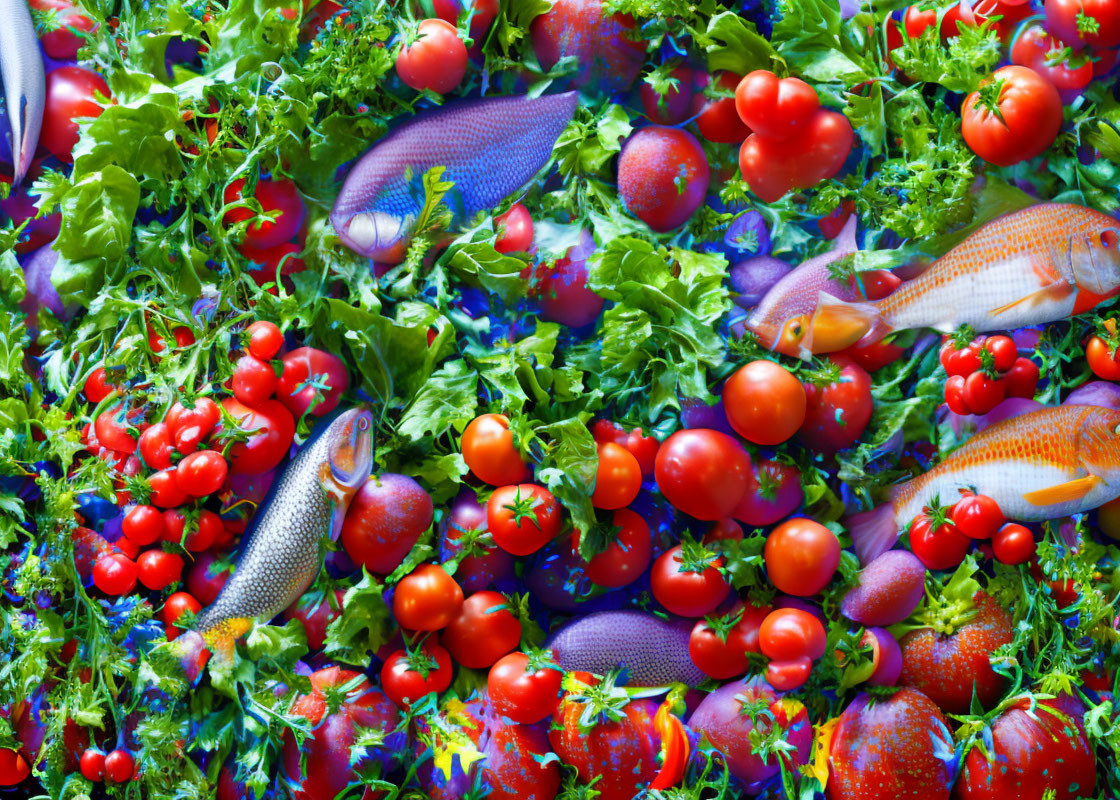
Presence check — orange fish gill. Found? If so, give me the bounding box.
[810,204,1120,352]
[847,405,1120,564]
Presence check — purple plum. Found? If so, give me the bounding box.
[841,550,926,626]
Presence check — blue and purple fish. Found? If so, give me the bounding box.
[330,92,578,262]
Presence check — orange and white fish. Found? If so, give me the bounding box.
[848,405,1120,564]
[788,204,1120,357]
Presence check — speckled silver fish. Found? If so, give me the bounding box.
[176,407,372,675]
[0,0,45,185]
[330,92,578,263]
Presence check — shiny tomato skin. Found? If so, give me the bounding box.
[1004,357,1040,398]
[624,428,659,477]
[245,320,283,360]
[1045,0,1120,48]
[186,551,230,605]
[232,354,278,408]
[650,544,729,617]
[617,126,710,232]
[535,253,605,328]
[31,0,98,60]
[758,608,826,662]
[764,518,841,596]
[396,18,467,94]
[688,603,770,680]
[695,71,751,144]
[734,70,820,138]
[910,511,971,570]
[576,507,652,588]
[94,402,142,454]
[487,652,563,724]
[83,367,116,402]
[392,563,464,632]
[222,178,305,250]
[486,484,560,556]
[441,590,521,668]
[220,397,296,475]
[148,468,188,508]
[493,202,533,254]
[461,413,528,486]
[162,591,201,640]
[950,494,1004,539]
[962,66,1062,167]
[41,66,110,161]
[591,442,641,510]
[963,371,1006,415]
[992,523,1036,564]
[276,347,348,419]
[380,644,454,708]
[137,549,183,591]
[341,474,434,574]
[93,553,137,595]
[799,357,873,453]
[1086,334,1120,379]
[722,360,807,445]
[122,504,164,546]
[1011,23,1093,90]
[654,429,751,521]
[137,422,173,470]
[738,109,853,203]
[176,450,228,498]
[78,748,104,781]
[903,5,937,37]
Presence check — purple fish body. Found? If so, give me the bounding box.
[546,610,705,686]
[331,92,578,261]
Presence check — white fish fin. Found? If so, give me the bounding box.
[1022,474,1103,506]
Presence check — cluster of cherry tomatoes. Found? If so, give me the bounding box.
[939,334,1040,415]
[910,491,1036,570]
[78,746,135,786]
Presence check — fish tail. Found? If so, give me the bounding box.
[809,292,889,354]
[845,501,900,566]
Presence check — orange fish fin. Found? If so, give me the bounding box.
[1022,475,1103,506]
[809,293,881,353]
[990,282,1073,317]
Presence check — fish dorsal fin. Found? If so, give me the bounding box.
[1022,475,1103,506]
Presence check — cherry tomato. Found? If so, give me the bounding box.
[276,346,348,419]
[591,418,626,445]
[79,748,105,781]
[494,202,534,254]
[1045,0,1120,48]
[245,320,283,360]
[992,523,1036,565]
[963,371,1006,415]
[426,0,498,44]
[396,18,468,94]
[961,66,1062,167]
[704,517,744,543]
[187,551,230,605]
[137,422,174,470]
[534,248,605,328]
[617,126,709,232]
[759,608,827,662]
[695,71,751,144]
[739,109,853,203]
[734,70,820,139]
[1011,23,1093,90]
[799,357,873,453]
[149,468,188,508]
[488,651,563,724]
[176,450,228,498]
[380,643,454,708]
[220,397,296,475]
[93,553,138,595]
[41,66,111,161]
[650,543,729,618]
[122,504,164,546]
[487,484,560,556]
[903,5,937,37]
[1087,332,1120,380]
[688,603,770,680]
[94,402,142,454]
[591,442,641,510]
[441,590,522,668]
[165,398,220,454]
[983,336,1018,373]
[222,177,305,250]
[83,367,116,403]
[764,518,841,596]
[392,564,464,631]
[624,428,659,478]
[162,591,201,639]
[950,494,1005,539]
[910,510,971,570]
[462,413,528,486]
[138,549,184,591]
[104,749,133,783]
[147,324,196,356]
[1005,357,1040,398]
[30,0,98,60]
[654,429,751,521]
[575,508,652,588]
[946,341,983,377]
[640,64,695,125]
[944,374,970,415]
[232,354,278,408]
[765,656,813,691]
[722,360,807,445]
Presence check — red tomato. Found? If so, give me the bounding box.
[733,458,807,526]
[122,504,164,546]
[961,66,1062,167]
[165,398,220,454]
[1087,331,1120,379]
[426,0,499,44]
[534,251,605,328]
[137,422,173,470]
[764,518,841,596]
[1046,0,1120,48]
[695,71,751,144]
[147,324,196,356]
[844,335,906,373]
[624,428,659,477]
[276,346,348,419]
[83,367,116,402]
[486,484,560,556]
[1004,357,1040,398]
[950,494,1004,539]
[982,335,1017,373]
[738,109,853,203]
[148,468,188,508]
[963,371,1006,415]
[396,18,468,94]
[946,340,983,377]
[380,643,454,707]
[799,356,873,453]
[220,397,296,475]
[1011,23,1093,90]
[79,748,105,781]
[232,354,278,408]
[341,473,434,574]
[94,402,142,454]
[494,202,534,254]
[245,320,283,360]
[704,517,744,543]
[992,523,1036,564]
[617,126,709,232]
[765,656,813,691]
[31,0,98,60]
[103,749,133,783]
[165,509,222,552]
[41,66,111,161]
[93,553,138,595]
[392,564,464,631]
[759,608,826,661]
[282,589,345,651]
[222,178,305,250]
[734,70,820,138]
[441,590,521,668]
[137,549,183,591]
[903,5,937,37]
[176,450,228,498]
[162,591,201,640]
[186,551,230,605]
[461,412,526,486]
[722,360,807,445]
[653,429,751,521]
[688,602,770,679]
[944,374,970,415]
[650,543,729,617]
[639,65,695,125]
[575,508,652,588]
[488,651,563,724]
[591,442,641,510]
[910,509,971,570]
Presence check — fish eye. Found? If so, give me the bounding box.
[358,417,370,431]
